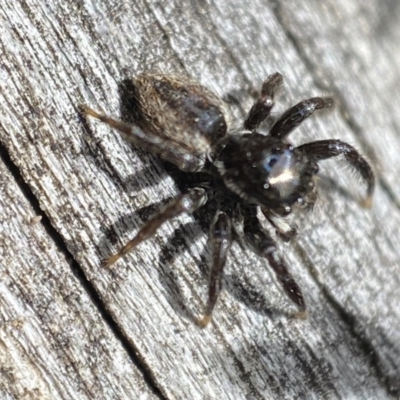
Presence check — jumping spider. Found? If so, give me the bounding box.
[81,73,374,327]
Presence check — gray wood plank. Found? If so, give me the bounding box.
[0,157,158,399]
[0,0,399,398]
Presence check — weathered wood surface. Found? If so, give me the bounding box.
[0,0,399,399]
[0,160,159,400]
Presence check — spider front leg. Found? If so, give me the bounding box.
[103,188,208,267]
[296,140,375,207]
[244,72,283,131]
[242,206,307,318]
[198,211,232,327]
[270,97,334,139]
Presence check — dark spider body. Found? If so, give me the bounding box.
[81,73,374,327]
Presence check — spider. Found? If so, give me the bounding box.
[80,72,374,327]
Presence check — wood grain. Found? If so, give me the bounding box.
[0,157,157,399]
[0,0,399,398]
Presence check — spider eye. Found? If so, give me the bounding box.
[263,155,279,172]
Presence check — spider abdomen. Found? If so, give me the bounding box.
[132,74,230,160]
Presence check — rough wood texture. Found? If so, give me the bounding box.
[0,158,158,399]
[0,0,399,399]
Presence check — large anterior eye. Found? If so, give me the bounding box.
[263,155,279,172]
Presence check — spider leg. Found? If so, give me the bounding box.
[80,105,205,172]
[198,211,232,327]
[262,208,298,242]
[102,188,208,267]
[244,72,283,131]
[270,97,333,139]
[242,205,306,317]
[297,140,375,207]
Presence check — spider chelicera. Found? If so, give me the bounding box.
[80,72,374,327]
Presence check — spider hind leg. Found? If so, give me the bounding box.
[102,188,208,267]
[197,211,232,327]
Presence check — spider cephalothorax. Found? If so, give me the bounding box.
[81,72,374,327]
